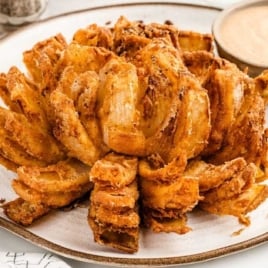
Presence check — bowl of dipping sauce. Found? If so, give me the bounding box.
[212,0,268,77]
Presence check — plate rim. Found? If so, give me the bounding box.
[0,1,221,43]
[1,216,268,266]
[0,2,267,267]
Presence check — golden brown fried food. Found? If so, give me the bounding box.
[72,23,113,49]
[23,33,67,93]
[254,69,268,104]
[0,72,21,112]
[202,65,247,156]
[142,211,191,234]
[184,157,247,192]
[200,184,268,225]
[168,74,211,161]
[88,210,139,253]
[0,16,268,254]
[4,108,65,164]
[178,30,213,52]
[98,57,145,156]
[0,107,48,168]
[88,153,140,253]
[140,22,181,48]
[91,182,139,210]
[4,158,92,225]
[6,66,50,129]
[126,38,211,161]
[259,129,268,178]
[17,158,91,193]
[139,153,200,234]
[51,66,78,101]
[113,16,150,58]
[184,51,266,166]
[0,134,46,168]
[140,176,200,213]
[183,53,250,158]
[131,38,184,157]
[138,153,187,183]
[56,67,109,155]
[207,85,265,165]
[61,43,115,74]
[12,179,92,208]
[90,152,138,187]
[201,163,256,203]
[50,90,100,166]
[89,188,140,254]
[0,154,18,171]
[89,152,140,253]
[90,154,137,185]
[2,198,50,226]
[22,34,67,125]
[0,73,8,105]
[184,157,268,225]
[140,175,200,234]
[113,16,180,58]
[182,51,217,85]
[76,71,109,154]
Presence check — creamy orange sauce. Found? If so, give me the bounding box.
[220,5,268,66]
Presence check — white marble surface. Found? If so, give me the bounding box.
[1,0,267,267]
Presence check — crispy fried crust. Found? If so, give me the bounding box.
[185,157,248,192]
[140,176,200,212]
[88,216,139,253]
[138,153,187,183]
[50,90,100,166]
[168,75,211,161]
[90,153,138,187]
[4,110,65,164]
[17,158,91,193]
[60,43,115,74]
[139,153,200,234]
[12,179,92,208]
[6,66,50,129]
[2,198,50,226]
[200,184,268,225]
[10,158,93,208]
[142,210,191,234]
[0,16,268,254]
[23,33,67,92]
[72,23,113,50]
[201,163,256,203]
[98,57,146,155]
[0,72,21,112]
[178,30,213,52]
[88,152,140,253]
[113,16,181,58]
[208,90,265,165]
[89,187,140,253]
[255,69,268,104]
[0,107,48,167]
[0,154,18,172]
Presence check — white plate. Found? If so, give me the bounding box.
[0,2,267,267]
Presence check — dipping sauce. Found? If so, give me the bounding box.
[219,5,268,66]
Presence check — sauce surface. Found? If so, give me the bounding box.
[220,5,268,66]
